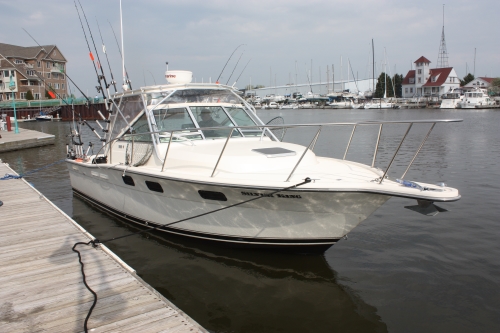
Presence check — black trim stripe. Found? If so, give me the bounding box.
[72,188,340,247]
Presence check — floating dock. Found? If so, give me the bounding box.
[0,162,207,332]
[0,128,55,153]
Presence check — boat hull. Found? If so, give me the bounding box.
[68,162,390,252]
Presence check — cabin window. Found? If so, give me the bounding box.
[145,181,163,193]
[191,106,242,139]
[122,175,135,186]
[109,94,145,141]
[166,88,239,105]
[198,190,227,201]
[153,107,202,142]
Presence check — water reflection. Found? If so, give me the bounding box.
[72,196,387,333]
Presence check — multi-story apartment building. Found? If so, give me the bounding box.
[0,43,67,101]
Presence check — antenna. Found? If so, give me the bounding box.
[119,0,129,91]
[473,48,476,76]
[437,4,449,68]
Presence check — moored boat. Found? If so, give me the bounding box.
[66,70,461,252]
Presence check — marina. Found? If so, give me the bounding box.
[0,1,498,331]
[0,162,207,332]
[1,107,499,332]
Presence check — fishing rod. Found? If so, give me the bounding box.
[225,52,244,85]
[216,44,245,83]
[108,19,132,90]
[96,17,117,92]
[76,0,111,105]
[22,28,112,149]
[74,1,108,104]
[234,58,251,86]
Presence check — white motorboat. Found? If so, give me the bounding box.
[281,103,298,109]
[35,114,53,121]
[66,70,461,252]
[440,88,464,109]
[364,99,394,109]
[457,88,495,109]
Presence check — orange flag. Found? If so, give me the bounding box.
[48,91,56,99]
[89,52,94,61]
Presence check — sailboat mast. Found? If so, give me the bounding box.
[372,39,375,93]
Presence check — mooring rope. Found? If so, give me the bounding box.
[0,158,67,180]
[73,177,311,332]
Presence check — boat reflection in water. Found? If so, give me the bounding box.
[72,196,387,333]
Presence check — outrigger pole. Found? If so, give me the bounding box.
[74,1,108,107]
[108,19,132,90]
[96,18,118,93]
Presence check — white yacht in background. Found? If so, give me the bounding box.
[364,99,395,109]
[66,70,461,252]
[457,88,495,108]
[440,88,464,109]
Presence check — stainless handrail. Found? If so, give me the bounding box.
[400,123,436,179]
[161,131,175,172]
[94,118,462,182]
[343,124,357,160]
[286,126,322,182]
[372,124,383,167]
[379,123,413,184]
[211,128,234,177]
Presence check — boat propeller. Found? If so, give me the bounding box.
[404,199,448,216]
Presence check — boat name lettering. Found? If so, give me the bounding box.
[166,74,177,78]
[240,191,301,199]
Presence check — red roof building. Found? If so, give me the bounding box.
[402,56,460,98]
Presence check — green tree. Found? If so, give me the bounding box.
[488,77,500,96]
[25,90,34,100]
[393,74,403,98]
[374,72,394,98]
[460,73,475,86]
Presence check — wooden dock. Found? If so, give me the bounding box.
[0,128,55,153]
[0,162,207,332]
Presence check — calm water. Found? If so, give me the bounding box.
[1,109,499,332]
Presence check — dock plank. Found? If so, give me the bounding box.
[0,162,207,333]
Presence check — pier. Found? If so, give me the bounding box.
[0,162,207,332]
[0,128,55,153]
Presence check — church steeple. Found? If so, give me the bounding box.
[437,4,449,68]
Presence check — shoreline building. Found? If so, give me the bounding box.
[0,43,68,101]
[401,56,460,98]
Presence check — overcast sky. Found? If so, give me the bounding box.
[1,0,498,95]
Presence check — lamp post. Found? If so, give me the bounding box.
[8,74,19,134]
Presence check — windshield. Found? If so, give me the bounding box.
[224,106,262,137]
[191,106,242,139]
[153,107,202,142]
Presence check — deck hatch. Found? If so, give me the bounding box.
[251,147,296,158]
[198,190,227,201]
[122,175,135,186]
[145,181,163,193]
